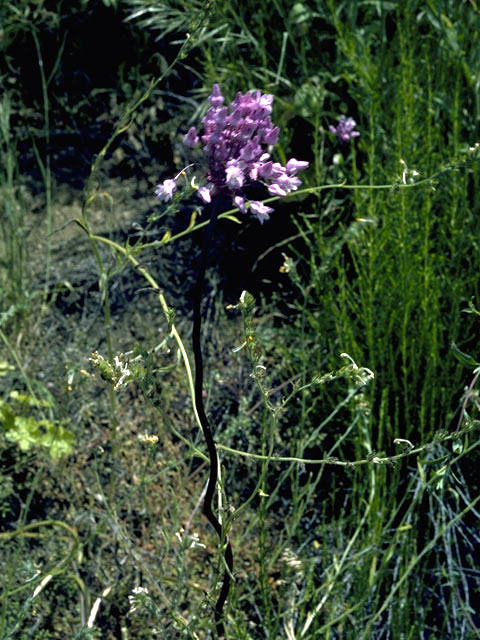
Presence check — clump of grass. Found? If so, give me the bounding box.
[270,2,480,637]
[0,94,31,325]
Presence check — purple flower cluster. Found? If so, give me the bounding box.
[329,115,360,144]
[155,84,309,224]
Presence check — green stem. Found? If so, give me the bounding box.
[79,227,202,432]
[217,425,479,467]
[135,166,455,254]
[31,29,53,305]
[0,520,79,597]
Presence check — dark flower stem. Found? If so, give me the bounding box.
[191,196,233,637]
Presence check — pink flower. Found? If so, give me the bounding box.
[286,158,310,175]
[249,201,274,224]
[184,127,199,147]
[155,179,177,202]
[198,185,213,203]
[155,85,310,222]
[234,196,247,213]
[225,161,245,190]
[268,183,287,197]
[329,116,360,143]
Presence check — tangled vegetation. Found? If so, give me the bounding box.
[1,1,480,638]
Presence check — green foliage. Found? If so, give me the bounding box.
[0,391,74,459]
[0,95,31,321]
[282,1,480,444]
[451,342,480,369]
[124,0,216,43]
[1,0,480,638]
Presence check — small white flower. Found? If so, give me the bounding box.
[113,353,131,391]
[128,586,149,614]
[175,528,206,549]
[139,433,159,444]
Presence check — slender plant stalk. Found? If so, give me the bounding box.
[190,197,233,637]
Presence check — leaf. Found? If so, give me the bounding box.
[464,298,480,316]
[186,211,197,231]
[222,214,242,224]
[40,423,75,460]
[161,230,171,244]
[0,360,15,376]
[440,14,460,54]
[9,390,51,408]
[6,416,42,451]
[450,343,480,369]
[0,401,15,430]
